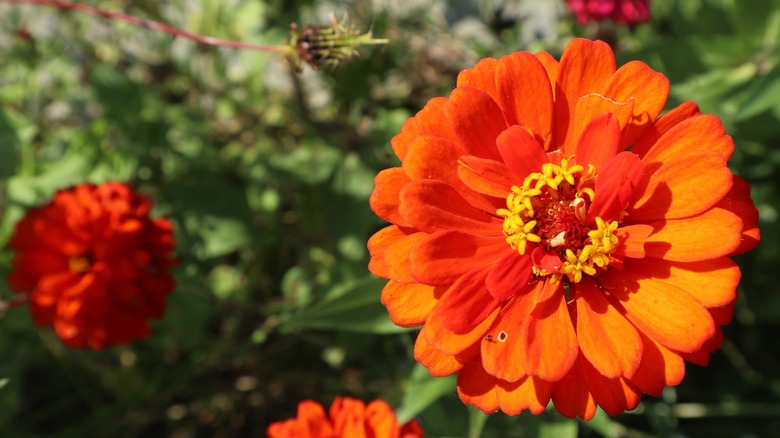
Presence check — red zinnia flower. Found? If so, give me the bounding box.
[368,39,760,419]
[267,397,424,438]
[8,182,177,350]
[566,0,650,25]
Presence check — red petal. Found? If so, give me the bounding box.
[457,362,499,414]
[458,155,515,198]
[570,94,635,158]
[574,112,621,171]
[403,135,499,213]
[383,233,429,282]
[520,280,578,381]
[629,329,685,396]
[381,281,443,328]
[399,180,501,235]
[496,52,554,144]
[716,175,760,255]
[628,150,732,221]
[531,246,562,275]
[641,114,734,165]
[581,359,642,416]
[601,268,715,353]
[392,97,457,160]
[485,251,534,301]
[613,224,654,259]
[644,208,743,262]
[600,60,670,149]
[496,376,552,415]
[496,125,550,182]
[551,358,597,420]
[444,86,507,161]
[553,39,616,153]
[587,151,644,223]
[436,268,501,334]
[414,332,474,377]
[410,230,507,286]
[631,100,700,158]
[370,168,412,227]
[574,278,642,379]
[481,283,540,382]
[423,305,500,356]
[457,57,499,102]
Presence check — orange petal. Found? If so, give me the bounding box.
[600,60,669,149]
[436,268,501,334]
[496,52,553,143]
[410,230,507,286]
[601,268,715,353]
[641,114,734,165]
[496,125,549,182]
[581,359,642,416]
[457,155,516,198]
[403,136,499,213]
[444,86,507,161]
[457,362,500,414]
[587,151,643,223]
[520,280,578,381]
[629,329,685,396]
[569,94,634,158]
[628,150,732,221]
[457,57,499,102]
[680,326,724,366]
[384,233,429,283]
[551,358,597,420]
[554,39,616,153]
[481,283,540,382]
[621,257,739,308]
[367,225,413,278]
[535,51,559,99]
[574,278,642,379]
[716,175,760,255]
[414,333,471,377]
[486,251,534,301]
[392,97,457,160]
[574,112,620,171]
[496,376,552,415]
[398,180,501,235]
[423,298,500,355]
[613,224,654,259]
[644,208,743,262]
[631,100,700,158]
[370,168,412,227]
[381,281,442,328]
[365,400,401,438]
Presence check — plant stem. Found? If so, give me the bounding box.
[2,0,292,54]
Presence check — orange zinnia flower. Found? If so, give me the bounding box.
[8,182,177,350]
[267,397,424,438]
[368,38,760,419]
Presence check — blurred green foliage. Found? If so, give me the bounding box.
[0,0,778,437]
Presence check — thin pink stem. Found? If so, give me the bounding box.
[2,0,291,53]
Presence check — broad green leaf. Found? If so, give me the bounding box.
[268,139,342,184]
[736,60,780,121]
[278,276,409,334]
[396,363,457,423]
[581,409,619,438]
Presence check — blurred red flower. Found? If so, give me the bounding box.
[368,38,759,419]
[566,0,650,25]
[267,397,423,438]
[8,182,177,350]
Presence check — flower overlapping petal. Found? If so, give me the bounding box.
[369,38,760,419]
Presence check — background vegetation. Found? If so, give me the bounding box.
[0,0,778,436]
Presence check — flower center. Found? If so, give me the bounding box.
[68,256,91,274]
[496,159,619,283]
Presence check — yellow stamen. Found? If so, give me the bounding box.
[68,256,91,274]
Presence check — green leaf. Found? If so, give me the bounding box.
[268,138,343,184]
[581,409,618,438]
[540,418,578,438]
[736,60,780,121]
[468,406,490,438]
[278,276,410,334]
[396,363,457,423]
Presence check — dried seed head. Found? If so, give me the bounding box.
[288,14,388,71]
